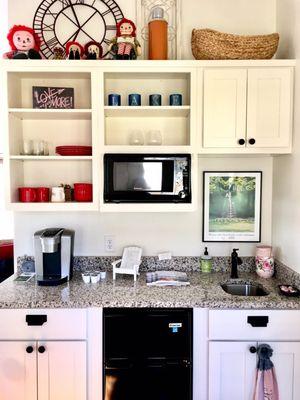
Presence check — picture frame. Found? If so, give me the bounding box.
[203,171,262,243]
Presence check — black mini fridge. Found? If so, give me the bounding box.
[103,308,193,400]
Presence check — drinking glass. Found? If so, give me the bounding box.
[22,140,33,155]
[129,130,144,145]
[147,130,162,145]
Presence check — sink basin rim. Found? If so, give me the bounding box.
[221,282,269,297]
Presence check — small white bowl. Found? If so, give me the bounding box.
[100,271,106,281]
[82,273,91,284]
[91,273,100,283]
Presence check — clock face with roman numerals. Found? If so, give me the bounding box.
[33,0,124,59]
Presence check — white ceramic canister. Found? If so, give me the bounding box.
[51,187,65,203]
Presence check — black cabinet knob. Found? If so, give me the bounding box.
[249,346,257,354]
[38,346,46,354]
[248,138,256,145]
[238,138,245,145]
[26,346,34,354]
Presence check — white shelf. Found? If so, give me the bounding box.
[104,106,190,118]
[10,156,93,161]
[100,203,196,213]
[9,109,92,120]
[103,145,192,153]
[10,202,98,212]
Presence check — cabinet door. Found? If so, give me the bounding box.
[0,341,37,400]
[209,341,256,400]
[259,342,300,400]
[203,69,247,148]
[247,68,293,148]
[38,341,87,400]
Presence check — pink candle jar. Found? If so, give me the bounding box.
[255,246,274,279]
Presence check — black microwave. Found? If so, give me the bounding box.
[104,154,191,203]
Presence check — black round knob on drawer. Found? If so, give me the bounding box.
[248,138,256,145]
[26,346,34,354]
[38,346,46,354]
[249,346,257,354]
[238,138,245,145]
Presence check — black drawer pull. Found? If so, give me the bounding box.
[247,316,269,327]
[26,315,47,326]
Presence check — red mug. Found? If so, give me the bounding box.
[19,187,37,202]
[36,187,50,202]
[74,183,93,202]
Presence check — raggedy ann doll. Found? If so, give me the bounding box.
[84,41,103,60]
[108,18,141,60]
[4,25,42,59]
[66,41,84,60]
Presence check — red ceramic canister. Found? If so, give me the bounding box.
[19,187,37,202]
[36,187,50,202]
[74,183,93,202]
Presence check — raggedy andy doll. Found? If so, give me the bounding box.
[4,25,42,59]
[108,18,141,60]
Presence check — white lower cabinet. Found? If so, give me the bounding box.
[209,341,300,400]
[0,340,86,400]
[0,341,37,400]
[38,341,87,400]
[209,341,256,400]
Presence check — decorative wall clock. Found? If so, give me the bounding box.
[33,0,124,59]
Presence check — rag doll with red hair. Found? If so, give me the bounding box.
[108,18,141,59]
[4,25,42,59]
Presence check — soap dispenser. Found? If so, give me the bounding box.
[200,247,212,273]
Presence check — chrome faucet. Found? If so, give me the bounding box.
[230,249,243,279]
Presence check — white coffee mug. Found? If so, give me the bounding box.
[51,187,65,203]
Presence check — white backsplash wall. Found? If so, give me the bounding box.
[5,0,277,59]
[273,0,300,272]
[14,157,273,258]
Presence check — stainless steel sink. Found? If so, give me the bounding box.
[221,283,269,296]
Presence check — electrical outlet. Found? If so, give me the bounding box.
[104,235,115,252]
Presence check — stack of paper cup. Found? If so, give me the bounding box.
[255,245,274,279]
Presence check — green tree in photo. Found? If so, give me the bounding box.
[208,176,256,233]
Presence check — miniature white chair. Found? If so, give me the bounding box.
[112,246,142,282]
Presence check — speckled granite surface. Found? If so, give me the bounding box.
[1,270,300,309]
[18,255,255,273]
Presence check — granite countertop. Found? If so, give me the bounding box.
[0,271,300,309]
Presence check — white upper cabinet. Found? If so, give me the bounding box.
[203,69,247,148]
[247,68,293,148]
[203,67,293,152]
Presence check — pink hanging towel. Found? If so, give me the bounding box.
[253,344,279,400]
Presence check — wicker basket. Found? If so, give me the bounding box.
[191,29,279,60]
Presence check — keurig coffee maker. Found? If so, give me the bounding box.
[34,228,74,286]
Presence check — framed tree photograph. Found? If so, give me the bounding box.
[203,172,262,242]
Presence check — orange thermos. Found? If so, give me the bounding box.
[148,7,168,60]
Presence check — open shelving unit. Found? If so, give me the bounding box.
[1,62,198,212]
[3,68,99,212]
[101,70,195,152]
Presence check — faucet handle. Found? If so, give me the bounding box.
[237,257,243,265]
[233,248,239,252]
